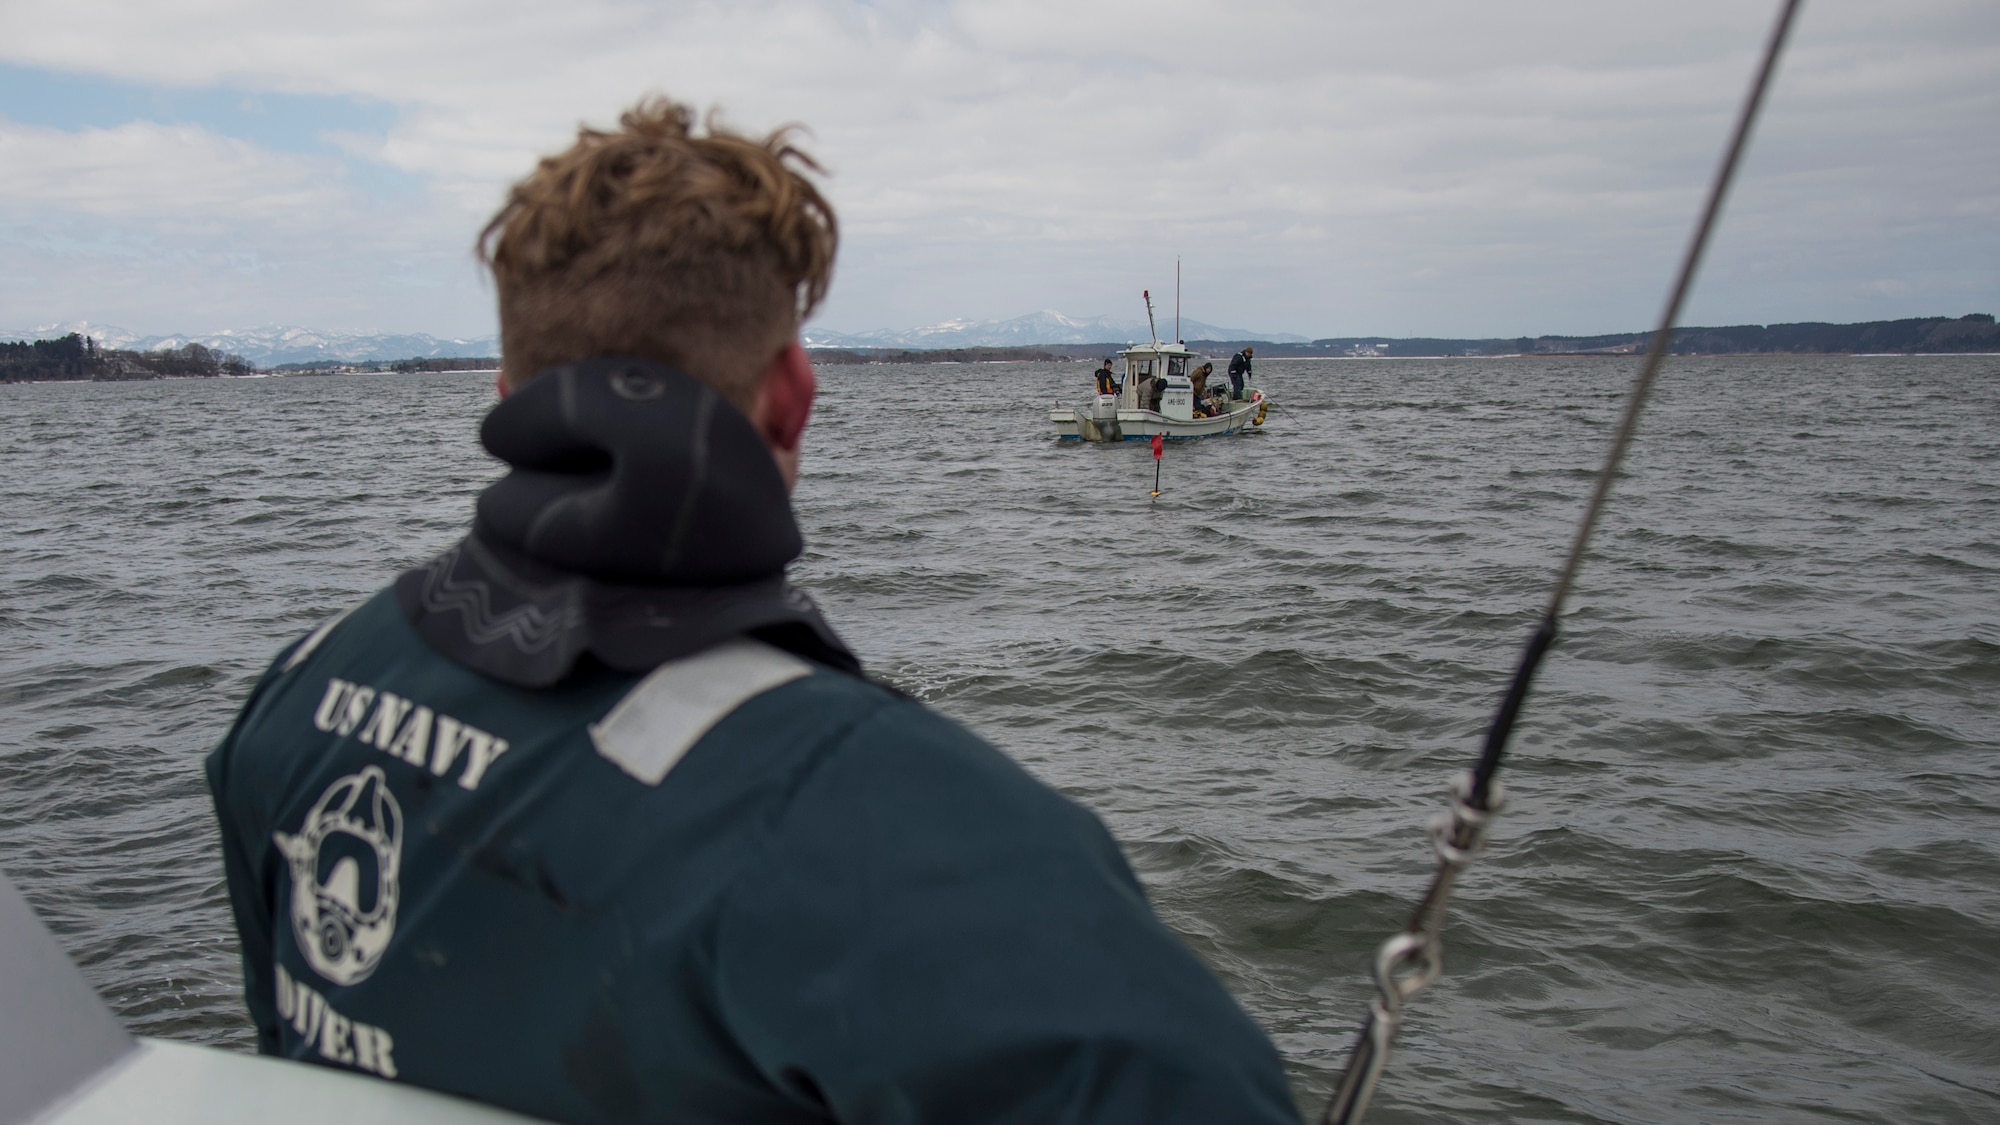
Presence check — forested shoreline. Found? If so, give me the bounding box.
[0,334,251,382]
[1281,313,2000,358]
[5,313,1995,380]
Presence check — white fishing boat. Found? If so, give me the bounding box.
[1049,292,1270,442]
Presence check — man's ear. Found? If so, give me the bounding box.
[753,340,816,453]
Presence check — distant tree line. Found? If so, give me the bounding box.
[1292,314,2000,358]
[813,315,2000,363]
[10,312,1991,383]
[389,357,501,373]
[260,356,501,374]
[1641,314,1998,355]
[0,333,252,382]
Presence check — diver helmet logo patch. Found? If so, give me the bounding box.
[274,765,402,986]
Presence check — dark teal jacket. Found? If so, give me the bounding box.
[209,590,1299,1123]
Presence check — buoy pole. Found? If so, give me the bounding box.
[1151,433,1164,497]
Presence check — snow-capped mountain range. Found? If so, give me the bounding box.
[802,310,1307,349]
[4,310,1306,366]
[0,322,501,367]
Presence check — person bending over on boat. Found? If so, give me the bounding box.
[206,95,1299,1125]
[1095,357,1119,396]
[1128,367,1153,411]
[1227,346,1254,399]
[1189,361,1214,402]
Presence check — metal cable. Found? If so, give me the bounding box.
[1322,2,1805,1120]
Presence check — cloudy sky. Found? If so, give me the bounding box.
[0,0,1994,341]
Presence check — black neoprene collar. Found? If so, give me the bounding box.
[394,358,859,688]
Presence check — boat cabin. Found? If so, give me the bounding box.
[1118,341,1201,421]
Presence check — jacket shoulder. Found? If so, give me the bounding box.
[589,638,874,785]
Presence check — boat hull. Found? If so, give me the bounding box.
[1050,397,1266,440]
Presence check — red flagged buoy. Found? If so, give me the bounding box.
[1151,433,1164,460]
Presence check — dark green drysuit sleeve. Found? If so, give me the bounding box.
[712,700,1301,1125]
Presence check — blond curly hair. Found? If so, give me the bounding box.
[480,97,837,410]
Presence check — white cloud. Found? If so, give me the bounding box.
[0,118,343,218]
[0,0,1994,337]
[0,116,484,335]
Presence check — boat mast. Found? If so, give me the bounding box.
[1175,257,1181,342]
[1143,290,1160,348]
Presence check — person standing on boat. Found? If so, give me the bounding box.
[1095,356,1119,395]
[206,97,1299,1125]
[1227,345,1254,399]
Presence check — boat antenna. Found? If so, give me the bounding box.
[1176,257,1182,342]
[1143,289,1161,348]
[1320,2,1805,1121]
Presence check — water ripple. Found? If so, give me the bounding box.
[2,357,1997,1120]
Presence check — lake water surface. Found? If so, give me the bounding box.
[2,356,1995,1122]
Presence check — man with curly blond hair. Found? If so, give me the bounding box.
[207,97,1298,1124]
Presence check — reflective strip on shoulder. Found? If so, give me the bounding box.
[588,639,813,785]
[280,602,363,673]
